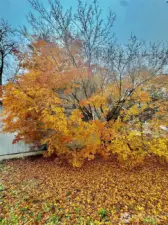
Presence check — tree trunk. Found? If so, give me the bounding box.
[0,52,4,86]
[0,53,4,99]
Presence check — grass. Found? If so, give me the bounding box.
[1,156,168,224]
[0,161,5,171]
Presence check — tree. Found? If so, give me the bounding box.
[2,0,168,168]
[0,19,17,86]
[3,38,168,168]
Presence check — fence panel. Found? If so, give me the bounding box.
[0,104,31,156]
[0,133,31,156]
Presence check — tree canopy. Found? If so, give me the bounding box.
[1,0,168,168]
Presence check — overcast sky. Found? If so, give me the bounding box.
[0,0,168,43]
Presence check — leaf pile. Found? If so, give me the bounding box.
[1,157,168,224]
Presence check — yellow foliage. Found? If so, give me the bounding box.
[2,40,168,168]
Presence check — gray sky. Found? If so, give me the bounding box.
[0,0,168,43]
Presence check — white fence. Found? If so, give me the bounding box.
[0,104,31,156]
[0,133,31,156]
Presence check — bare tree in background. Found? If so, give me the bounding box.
[0,19,17,86]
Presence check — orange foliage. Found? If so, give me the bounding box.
[2,40,168,168]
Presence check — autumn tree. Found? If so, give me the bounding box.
[2,0,168,167]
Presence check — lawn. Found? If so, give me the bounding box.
[1,156,168,224]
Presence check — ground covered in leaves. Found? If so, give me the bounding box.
[1,157,168,224]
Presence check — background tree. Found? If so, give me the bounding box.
[0,19,17,86]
